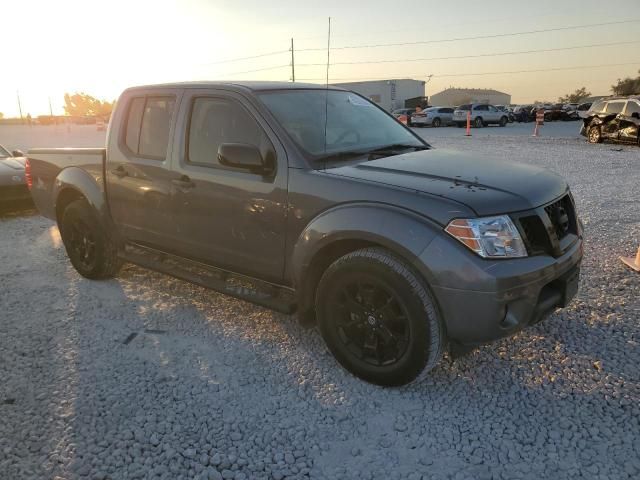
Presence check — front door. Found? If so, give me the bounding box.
[169,89,288,283]
[106,89,182,249]
[619,100,640,143]
[601,100,625,140]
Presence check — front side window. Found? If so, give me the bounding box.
[187,97,272,168]
[0,144,11,157]
[605,101,625,114]
[259,90,423,157]
[475,105,488,111]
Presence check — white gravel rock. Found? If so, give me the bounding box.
[0,130,639,479]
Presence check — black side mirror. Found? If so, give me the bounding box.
[12,149,25,157]
[632,112,640,120]
[218,143,273,175]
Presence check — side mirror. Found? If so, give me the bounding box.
[218,143,273,175]
[12,149,25,157]
[632,112,640,120]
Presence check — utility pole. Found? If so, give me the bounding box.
[48,96,54,116]
[290,38,295,82]
[16,90,23,121]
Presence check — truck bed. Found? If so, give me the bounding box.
[27,147,106,220]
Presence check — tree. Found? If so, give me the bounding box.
[558,87,591,104]
[611,70,640,96]
[63,92,114,117]
[0,112,3,119]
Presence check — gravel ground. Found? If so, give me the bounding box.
[1,134,639,480]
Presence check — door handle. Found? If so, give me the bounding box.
[171,175,195,189]
[111,165,128,178]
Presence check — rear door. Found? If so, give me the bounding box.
[619,100,640,143]
[106,88,182,248]
[168,88,288,283]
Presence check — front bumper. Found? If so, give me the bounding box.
[420,232,583,345]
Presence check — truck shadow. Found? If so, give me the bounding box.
[20,249,635,479]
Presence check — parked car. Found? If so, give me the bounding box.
[495,105,515,123]
[453,104,509,128]
[27,81,583,386]
[391,108,417,126]
[0,144,30,204]
[411,107,455,127]
[580,96,640,145]
[513,105,535,122]
[577,102,593,119]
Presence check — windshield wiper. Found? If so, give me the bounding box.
[315,143,428,164]
[366,143,429,159]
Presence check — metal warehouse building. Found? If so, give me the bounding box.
[430,88,511,107]
[332,79,426,111]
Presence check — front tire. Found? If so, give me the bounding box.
[588,125,602,144]
[432,118,441,128]
[315,248,444,386]
[474,117,484,128]
[499,116,508,127]
[59,198,122,279]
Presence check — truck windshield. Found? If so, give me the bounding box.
[258,90,425,159]
[0,145,10,158]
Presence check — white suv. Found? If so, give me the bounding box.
[453,104,509,128]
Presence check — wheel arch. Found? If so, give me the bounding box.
[53,167,115,237]
[290,202,442,324]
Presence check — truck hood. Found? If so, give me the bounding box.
[324,149,568,216]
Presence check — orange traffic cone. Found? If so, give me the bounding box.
[620,246,640,272]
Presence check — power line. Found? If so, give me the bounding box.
[296,61,640,82]
[222,64,289,76]
[198,49,289,66]
[295,40,640,67]
[296,19,640,52]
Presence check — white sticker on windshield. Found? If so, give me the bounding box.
[348,95,372,107]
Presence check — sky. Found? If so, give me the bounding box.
[2,0,639,116]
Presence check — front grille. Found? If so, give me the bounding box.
[518,215,551,255]
[544,196,575,240]
[514,194,578,257]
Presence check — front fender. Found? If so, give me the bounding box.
[290,202,442,289]
[53,167,112,232]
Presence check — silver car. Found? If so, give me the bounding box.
[0,144,30,204]
[411,107,455,127]
[453,104,509,128]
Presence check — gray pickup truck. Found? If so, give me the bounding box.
[27,82,583,386]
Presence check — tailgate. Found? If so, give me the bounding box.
[27,148,106,220]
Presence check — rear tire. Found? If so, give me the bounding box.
[432,118,441,128]
[315,248,444,386]
[456,122,464,128]
[59,198,122,279]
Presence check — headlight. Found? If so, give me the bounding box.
[445,215,527,258]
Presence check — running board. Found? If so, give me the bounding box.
[120,244,297,314]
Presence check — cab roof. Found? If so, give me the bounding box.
[124,81,343,93]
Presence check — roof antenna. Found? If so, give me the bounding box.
[323,16,331,169]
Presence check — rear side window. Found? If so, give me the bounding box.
[125,98,145,153]
[624,101,640,116]
[591,101,606,113]
[139,97,175,158]
[187,97,272,168]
